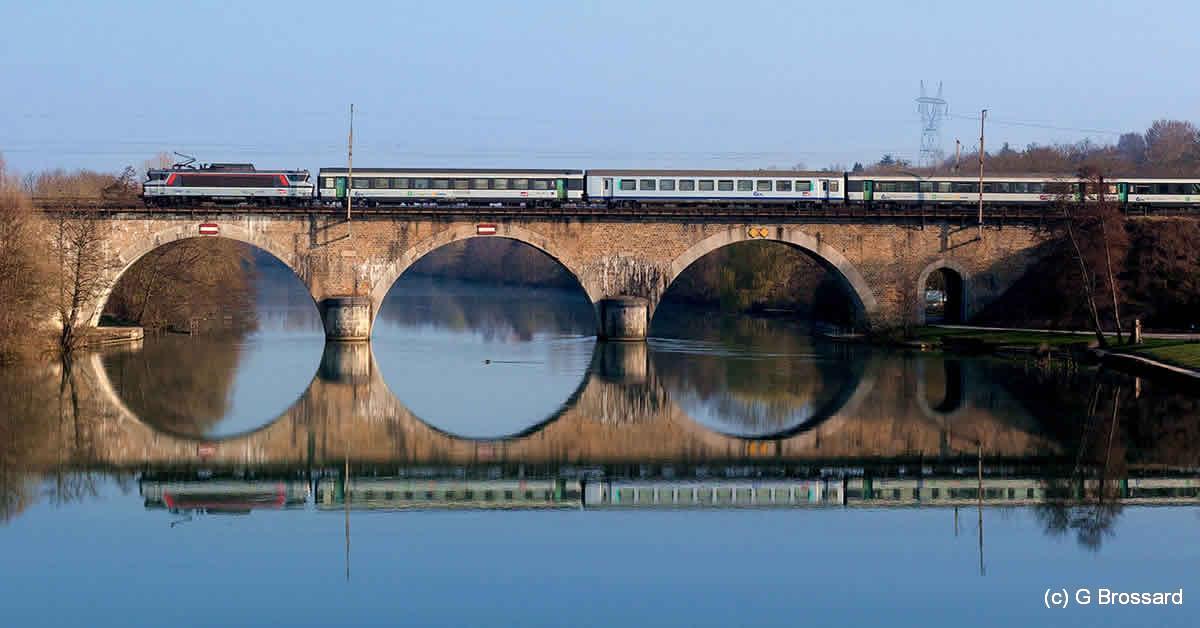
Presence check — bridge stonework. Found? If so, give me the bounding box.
[85,211,1053,338]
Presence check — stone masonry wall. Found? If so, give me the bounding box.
[87,211,1054,331]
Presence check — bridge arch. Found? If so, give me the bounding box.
[915,258,970,325]
[88,222,308,327]
[368,223,596,325]
[662,226,879,326]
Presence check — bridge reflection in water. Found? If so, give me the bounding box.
[75,337,1060,468]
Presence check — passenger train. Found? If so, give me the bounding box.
[142,160,1200,210]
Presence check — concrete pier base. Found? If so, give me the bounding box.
[319,296,372,341]
[598,296,649,341]
[318,341,372,383]
[595,341,649,384]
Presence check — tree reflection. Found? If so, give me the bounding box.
[100,335,244,438]
[649,311,863,436]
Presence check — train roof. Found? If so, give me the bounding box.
[148,166,309,174]
[318,167,583,175]
[850,173,1080,181]
[585,169,837,177]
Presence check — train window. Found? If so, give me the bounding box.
[1134,184,1152,194]
[289,173,310,183]
[532,179,551,190]
[1026,183,1043,194]
[374,178,389,188]
[756,180,771,192]
[619,179,636,191]
[952,182,977,193]
[679,179,696,191]
[640,179,657,191]
[512,179,530,190]
[1009,182,1026,193]
[433,179,451,190]
[797,180,813,192]
[391,178,409,189]
[699,180,715,191]
[412,178,430,189]
[737,180,753,192]
[993,182,1011,193]
[471,178,490,189]
[453,179,469,190]
[568,178,584,191]
[355,178,371,189]
[493,178,509,190]
[919,182,934,193]
[718,180,734,191]
[776,180,792,192]
[660,179,676,191]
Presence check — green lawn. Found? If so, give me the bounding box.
[1116,340,1200,370]
[912,326,1200,371]
[910,327,1111,348]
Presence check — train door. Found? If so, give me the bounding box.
[821,179,830,202]
[335,177,347,200]
[1117,182,1129,204]
[602,177,614,200]
[556,178,567,202]
[863,180,874,203]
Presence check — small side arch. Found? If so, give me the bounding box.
[88,222,308,327]
[368,223,596,324]
[915,259,970,325]
[663,226,879,324]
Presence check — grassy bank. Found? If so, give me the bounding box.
[910,326,1200,372]
[1112,339,1200,370]
[909,327,1109,349]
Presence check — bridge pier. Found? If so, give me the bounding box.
[597,296,649,341]
[319,297,372,341]
[318,341,373,383]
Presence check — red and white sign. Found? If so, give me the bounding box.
[476,223,497,236]
[198,222,220,236]
[197,443,217,458]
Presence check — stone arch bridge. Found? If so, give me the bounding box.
[64,207,1053,339]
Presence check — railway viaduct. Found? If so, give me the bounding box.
[52,206,1054,339]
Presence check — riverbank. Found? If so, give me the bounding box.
[908,324,1200,380]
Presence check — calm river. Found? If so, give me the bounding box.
[1,275,1197,627]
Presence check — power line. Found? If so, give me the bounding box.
[946,113,1125,137]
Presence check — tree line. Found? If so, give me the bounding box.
[0,153,257,365]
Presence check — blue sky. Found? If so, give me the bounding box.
[2,0,1198,173]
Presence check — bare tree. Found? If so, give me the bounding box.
[1144,119,1200,176]
[46,208,118,357]
[1057,171,1130,347]
[0,156,52,362]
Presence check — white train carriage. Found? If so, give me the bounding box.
[846,174,1082,205]
[1115,178,1200,207]
[317,168,584,205]
[142,163,313,204]
[585,170,845,204]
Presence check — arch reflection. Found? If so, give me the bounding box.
[371,276,597,439]
[647,313,869,439]
[98,304,324,440]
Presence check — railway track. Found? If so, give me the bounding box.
[31,196,1198,221]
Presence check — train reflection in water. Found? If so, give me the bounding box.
[141,478,310,515]
[139,468,1200,515]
